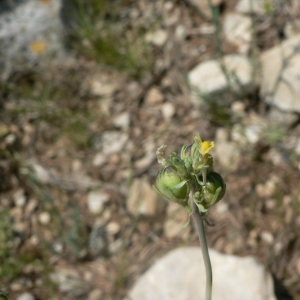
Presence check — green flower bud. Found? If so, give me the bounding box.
[154,166,190,205]
[194,172,226,213]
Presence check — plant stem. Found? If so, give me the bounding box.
[192,201,212,300]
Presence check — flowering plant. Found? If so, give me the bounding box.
[153,135,226,300]
[154,135,225,214]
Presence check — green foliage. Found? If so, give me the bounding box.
[63,208,88,259]
[4,69,95,149]
[64,0,153,78]
[0,208,13,260]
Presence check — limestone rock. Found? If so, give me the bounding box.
[127,247,276,300]
[0,0,66,71]
[50,267,86,296]
[188,55,254,95]
[187,0,223,19]
[164,204,190,239]
[236,0,276,15]
[127,178,160,217]
[260,34,300,113]
[16,293,35,300]
[87,190,109,214]
[214,128,240,170]
[223,13,252,53]
[145,29,168,47]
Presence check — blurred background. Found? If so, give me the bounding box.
[0,0,300,299]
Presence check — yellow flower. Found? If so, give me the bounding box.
[194,135,214,155]
[201,141,214,155]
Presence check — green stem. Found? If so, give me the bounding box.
[192,201,212,300]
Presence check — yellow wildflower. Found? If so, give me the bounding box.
[201,141,214,155]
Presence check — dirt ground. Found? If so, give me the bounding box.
[1,0,300,299]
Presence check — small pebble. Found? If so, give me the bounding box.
[38,212,51,225]
[16,292,35,300]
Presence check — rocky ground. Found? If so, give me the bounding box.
[1,0,300,299]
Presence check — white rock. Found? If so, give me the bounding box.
[145,87,164,104]
[16,292,35,300]
[244,124,262,144]
[0,0,64,64]
[231,101,246,116]
[127,247,275,300]
[187,0,223,19]
[161,103,175,120]
[50,267,86,296]
[145,29,168,46]
[284,20,300,38]
[52,241,64,254]
[88,289,103,300]
[38,211,51,225]
[127,178,160,217]
[89,224,107,256]
[260,34,300,113]
[93,131,128,154]
[188,55,253,95]
[106,221,120,235]
[236,0,275,15]
[92,152,106,167]
[134,139,156,171]
[255,175,279,198]
[13,189,26,207]
[232,113,265,145]
[214,134,240,170]
[113,112,130,130]
[90,79,118,97]
[267,107,298,127]
[164,204,190,239]
[87,191,109,214]
[223,13,252,53]
[261,231,274,244]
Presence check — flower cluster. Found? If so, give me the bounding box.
[153,135,226,214]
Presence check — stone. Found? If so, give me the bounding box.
[232,112,265,145]
[284,20,300,38]
[0,0,67,73]
[92,131,128,154]
[16,293,35,300]
[90,79,118,97]
[214,128,240,169]
[164,204,190,239]
[188,55,253,95]
[106,221,121,235]
[267,107,298,127]
[236,0,275,15]
[133,139,156,171]
[38,211,51,225]
[50,267,86,296]
[145,87,164,104]
[113,112,130,131]
[260,34,300,113]
[127,178,160,217]
[161,103,175,120]
[88,224,107,256]
[187,0,223,19]
[13,189,26,207]
[87,191,109,214]
[255,175,279,198]
[88,289,103,300]
[127,247,275,300]
[223,13,252,53]
[145,29,168,46]
[92,152,106,167]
